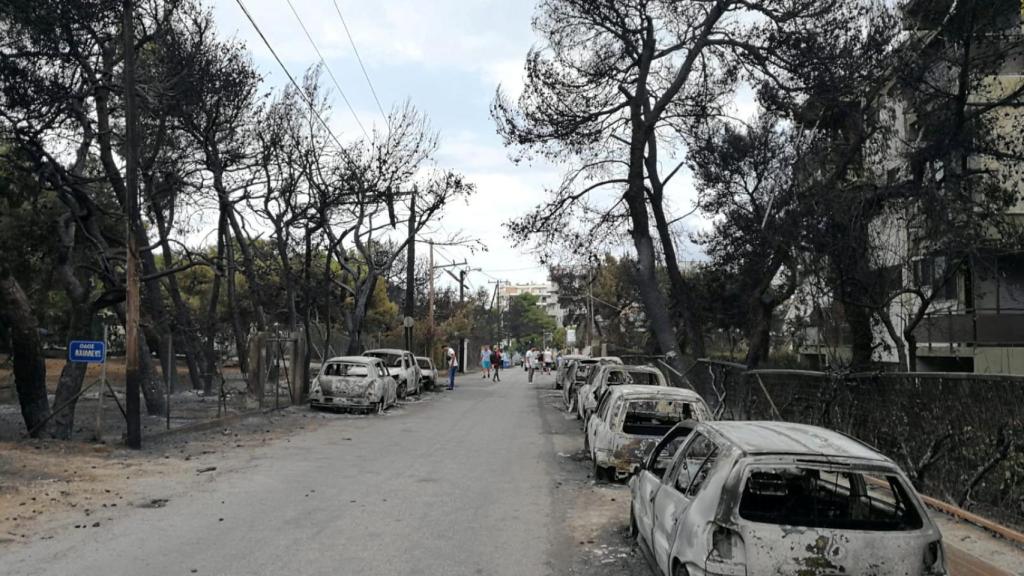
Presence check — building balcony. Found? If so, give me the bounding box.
[913,309,1024,346]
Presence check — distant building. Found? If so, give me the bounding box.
[496,282,565,328]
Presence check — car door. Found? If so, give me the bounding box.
[651,432,718,573]
[632,422,696,548]
[588,393,615,457]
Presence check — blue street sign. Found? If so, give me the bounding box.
[69,340,106,364]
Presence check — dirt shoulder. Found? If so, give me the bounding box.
[0,405,323,548]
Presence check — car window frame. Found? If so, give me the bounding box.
[667,431,717,493]
[642,421,698,478]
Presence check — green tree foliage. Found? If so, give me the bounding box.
[504,293,556,350]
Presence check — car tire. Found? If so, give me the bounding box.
[593,461,609,483]
[397,381,407,400]
[583,431,591,455]
[672,561,688,576]
[628,507,639,538]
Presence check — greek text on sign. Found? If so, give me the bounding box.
[69,340,107,364]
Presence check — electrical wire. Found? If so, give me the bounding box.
[330,0,388,124]
[233,0,348,153]
[284,0,369,139]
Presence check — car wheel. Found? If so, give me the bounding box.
[672,561,688,576]
[628,506,639,538]
[593,461,608,483]
[583,431,590,454]
[397,381,407,400]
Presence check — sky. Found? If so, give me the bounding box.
[210,0,736,291]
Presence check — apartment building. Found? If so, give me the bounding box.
[496,282,565,328]
[795,0,1024,374]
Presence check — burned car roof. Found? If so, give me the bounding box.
[323,356,378,365]
[606,384,700,401]
[705,421,887,462]
[363,348,409,355]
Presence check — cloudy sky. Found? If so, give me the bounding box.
[211,0,722,291]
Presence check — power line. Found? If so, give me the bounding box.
[233,0,348,152]
[284,0,369,140]
[330,0,388,123]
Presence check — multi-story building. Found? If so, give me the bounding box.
[496,281,565,327]
[794,0,1024,374]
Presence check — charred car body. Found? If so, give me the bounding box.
[416,356,438,390]
[363,348,422,398]
[630,420,946,576]
[564,356,622,414]
[554,354,587,390]
[577,364,666,422]
[586,385,710,482]
[309,356,398,414]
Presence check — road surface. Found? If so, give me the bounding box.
[2,367,638,576]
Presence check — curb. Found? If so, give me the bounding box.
[144,407,289,443]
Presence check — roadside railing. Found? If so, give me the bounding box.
[689,359,1024,531]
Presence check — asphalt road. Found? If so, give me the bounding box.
[2,367,631,576]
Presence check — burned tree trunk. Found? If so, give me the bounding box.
[49,215,94,439]
[0,268,51,437]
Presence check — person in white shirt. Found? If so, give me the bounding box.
[445,344,458,390]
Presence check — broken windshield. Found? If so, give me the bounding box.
[738,466,924,531]
[619,399,698,435]
[322,363,371,378]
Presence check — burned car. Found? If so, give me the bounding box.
[630,421,946,576]
[577,364,666,423]
[415,356,437,390]
[363,348,421,398]
[309,356,398,414]
[586,385,710,482]
[563,356,622,414]
[554,354,587,390]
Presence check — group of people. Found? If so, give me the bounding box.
[479,345,504,382]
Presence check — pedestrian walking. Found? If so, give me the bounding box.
[543,348,553,374]
[491,346,502,382]
[481,345,491,379]
[444,344,458,390]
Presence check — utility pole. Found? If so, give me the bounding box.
[458,269,466,373]
[123,0,142,449]
[404,189,416,352]
[427,240,434,359]
[588,271,595,354]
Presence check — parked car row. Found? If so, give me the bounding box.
[557,356,949,576]
[309,348,439,414]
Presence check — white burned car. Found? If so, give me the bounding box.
[586,385,710,482]
[630,421,946,576]
[363,348,421,398]
[564,356,623,414]
[577,364,665,422]
[415,356,437,390]
[309,356,398,414]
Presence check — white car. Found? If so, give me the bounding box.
[363,349,422,398]
[577,363,665,423]
[415,356,438,390]
[630,421,947,576]
[586,385,710,481]
[309,356,398,414]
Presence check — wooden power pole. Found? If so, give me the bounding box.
[427,240,434,359]
[404,189,415,352]
[123,0,141,449]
